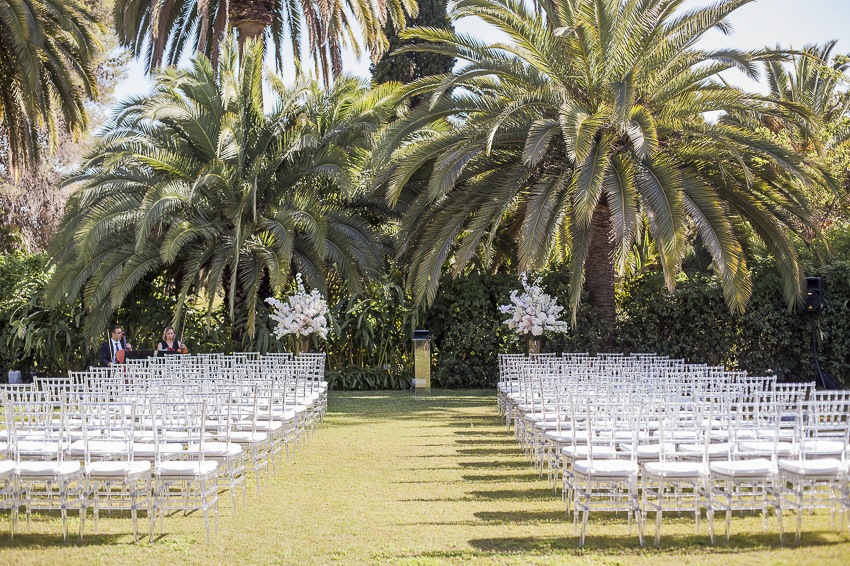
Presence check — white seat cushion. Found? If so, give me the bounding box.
[130,443,184,457]
[543,431,575,442]
[0,460,15,477]
[16,461,81,476]
[738,441,794,457]
[157,461,218,476]
[238,421,283,432]
[573,459,639,477]
[87,461,151,477]
[533,421,564,432]
[261,409,297,421]
[618,443,677,457]
[16,440,69,455]
[800,440,845,456]
[597,430,639,441]
[644,461,708,479]
[70,440,183,457]
[523,412,562,423]
[186,442,243,457]
[678,442,730,456]
[710,459,774,477]
[229,431,268,443]
[561,445,618,459]
[655,430,699,441]
[778,458,844,476]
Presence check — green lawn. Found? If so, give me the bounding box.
[1,390,848,565]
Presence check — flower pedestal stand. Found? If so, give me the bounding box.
[297,335,311,355]
[526,335,542,355]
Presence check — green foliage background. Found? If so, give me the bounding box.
[425,270,605,388]
[3,253,850,387]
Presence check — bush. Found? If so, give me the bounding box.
[0,253,86,380]
[616,261,850,385]
[326,365,412,390]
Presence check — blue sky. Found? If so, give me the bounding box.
[112,0,850,101]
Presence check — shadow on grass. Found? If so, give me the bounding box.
[467,488,555,501]
[453,438,516,445]
[455,448,523,457]
[457,460,529,469]
[461,473,540,482]
[473,510,565,524]
[466,530,844,554]
[452,432,506,439]
[3,532,126,547]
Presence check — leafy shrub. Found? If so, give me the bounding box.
[326,365,412,390]
[1,253,86,380]
[617,261,850,385]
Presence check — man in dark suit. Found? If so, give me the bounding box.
[99,324,132,367]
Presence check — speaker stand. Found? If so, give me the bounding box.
[806,313,836,389]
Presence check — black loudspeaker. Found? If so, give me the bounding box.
[805,277,824,312]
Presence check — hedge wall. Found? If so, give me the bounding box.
[424,269,604,388]
[617,262,850,384]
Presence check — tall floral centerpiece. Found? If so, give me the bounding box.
[265,274,330,354]
[498,273,569,354]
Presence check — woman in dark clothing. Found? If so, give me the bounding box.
[157,326,187,353]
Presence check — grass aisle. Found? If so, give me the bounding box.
[1,390,848,565]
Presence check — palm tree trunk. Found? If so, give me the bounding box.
[229,0,274,53]
[585,194,616,351]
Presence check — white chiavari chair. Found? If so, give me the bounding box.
[75,400,153,542]
[2,393,86,542]
[150,398,219,543]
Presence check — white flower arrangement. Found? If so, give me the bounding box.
[498,273,570,336]
[265,274,330,340]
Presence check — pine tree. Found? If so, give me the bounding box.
[370,0,455,93]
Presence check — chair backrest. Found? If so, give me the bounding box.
[2,394,66,462]
[79,401,138,464]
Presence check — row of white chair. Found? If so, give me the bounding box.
[0,352,327,543]
[498,353,850,547]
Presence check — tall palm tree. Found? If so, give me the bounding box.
[375,0,833,337]
[115,0,417,83]
[0,0,99,176]
[47,37,404,339]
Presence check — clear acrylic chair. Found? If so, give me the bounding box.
[775,399,849,543]
[641,401,713,545]
[571,401,644,547]
[707,400,784,545]
[3,393,86,542]
[73,400,154,543]
[151,399,219,543]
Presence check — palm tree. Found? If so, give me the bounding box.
[760,41,850,154]
[0,0,99,176]
[115,0,417,83]
[47,37,404,340]
[735,42,850,239]
[375,0,832,338]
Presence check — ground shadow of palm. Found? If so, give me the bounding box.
[466,530,843,554]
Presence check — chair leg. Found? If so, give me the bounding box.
[60,480,69,543]
[131,488,139,544]
[78,487,86,543]
[201,478,211,545]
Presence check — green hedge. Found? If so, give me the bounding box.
[4,251,849,387]
[616,262,850,385]
[425,269,604,388]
